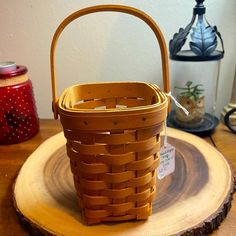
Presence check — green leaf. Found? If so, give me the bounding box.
[195,92,203,96]
[180,92,193,97]
[175,86,190,90]
[186,81,193,87]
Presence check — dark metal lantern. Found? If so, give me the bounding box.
[169,0,224,62]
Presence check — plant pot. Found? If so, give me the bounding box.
[175,96,204,128]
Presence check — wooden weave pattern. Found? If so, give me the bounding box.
[58,82,167,224]
[67,131,160,224]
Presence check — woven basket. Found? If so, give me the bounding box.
[50,5,170,225]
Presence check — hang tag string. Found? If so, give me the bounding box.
[166,92,189,116]
[163,91,189,148]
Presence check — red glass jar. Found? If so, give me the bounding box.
[0,62,39,144]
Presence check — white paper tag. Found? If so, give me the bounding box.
[158,143,175,179]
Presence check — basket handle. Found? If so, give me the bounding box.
[50,4,170,119]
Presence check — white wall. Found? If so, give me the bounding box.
[0,0,235,118]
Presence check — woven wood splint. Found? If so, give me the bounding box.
[50,5,170,225]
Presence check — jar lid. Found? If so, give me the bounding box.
[0,62,28,79]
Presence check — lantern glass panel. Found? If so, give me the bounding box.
[170,60,220,129]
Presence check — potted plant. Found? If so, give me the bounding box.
[175,81,205,127]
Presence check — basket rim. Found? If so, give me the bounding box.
[58,81,168,115]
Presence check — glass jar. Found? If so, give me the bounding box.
[168,60,220,133]
[167,0,224,134]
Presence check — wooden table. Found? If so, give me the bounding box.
[0,120,235,236]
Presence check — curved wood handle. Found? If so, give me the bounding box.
[50,4,170,119]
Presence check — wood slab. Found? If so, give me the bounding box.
[13,128,235,236]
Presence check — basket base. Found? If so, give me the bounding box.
[13,128,235,236]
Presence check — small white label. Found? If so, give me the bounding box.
[158,143,175,179]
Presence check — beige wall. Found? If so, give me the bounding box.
[0,0,235,118]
